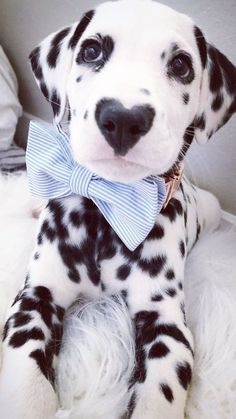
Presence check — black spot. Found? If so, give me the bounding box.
[41,219,56,242]
[20,297,38,312]
[127,391,136,417]
[195,221,201,243]
[179,240,185,258]
[208,46,224,92]
[13,312,32,328]
[138,255,166,278]
[149,341,170,358]
[151,294,163,302]
[135,310,159,345]
[140,88,150,95]
[120,289,128,300]
[131,346,147,384]
[69,210,82,228]
[37,233,43,245]
[20,296,55,329]
[69,10,95,50]
[178,282,183,290]
[147,224,164,240]
[76,75,82,82]
[30,349,54,385]
[161,51,166,60]
[165,269,175,280]
[51,90,61,117]
[131,311,159,386]
[101,281,106,292]
[194,26,207,68]
[117,264,131,280]
[68,107,71,123]
[68,269,81,283]
[162,198,183,222]
[183,93,190,104]
[171,43,180,53]
[160,383,174,403]
[55,305,65,322]
[211,93,223,111]
[2,319,10,341]
[176,361,192,390]
[100,35,114,68]
[29,46,43,80]
[34,252,40,260]
[120,241,143,263]
[9,327,45,348]
[184,211,187,226]
[47,27,70,68]
[157,324,193,355]
[40,81,49,101]
[84,110,88,119]
[194,113,206,131]
[98,243,116,261]
[34,286,52,302]
[47,200,68,240]
[58,242,82,282]
[165,288,177,297]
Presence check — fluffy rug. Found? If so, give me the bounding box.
[0,172,236,419]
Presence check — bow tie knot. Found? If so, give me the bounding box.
[70,165,92,198]
[26,121,167,251]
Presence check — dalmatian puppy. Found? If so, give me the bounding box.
[0,0,236,418]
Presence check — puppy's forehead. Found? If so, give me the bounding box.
[84,0,194,42]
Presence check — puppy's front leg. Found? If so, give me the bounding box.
[0,198,100,418]
[127,278,193,419]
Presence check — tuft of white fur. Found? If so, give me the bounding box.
[56,295,135,419]
[185,222,236,419]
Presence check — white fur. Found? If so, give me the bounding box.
[56,295,135,419]
[0,173,236,418]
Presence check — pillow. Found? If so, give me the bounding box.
[0,45,22,151]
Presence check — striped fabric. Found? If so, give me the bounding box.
[26,121,167,251]
[0,144,26,172]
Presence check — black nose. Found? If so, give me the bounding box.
[95,99,155,156]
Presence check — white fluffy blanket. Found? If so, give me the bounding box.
[0,173,236,419]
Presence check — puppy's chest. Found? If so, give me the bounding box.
[45,195,188,291]
[48,196,175,284]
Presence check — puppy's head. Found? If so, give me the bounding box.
[29,0,236,182]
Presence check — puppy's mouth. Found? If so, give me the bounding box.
[80,156,176,183]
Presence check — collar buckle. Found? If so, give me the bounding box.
[162,163,184,209]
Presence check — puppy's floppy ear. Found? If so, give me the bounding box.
[194,26,236,144]
[29,10,95,124]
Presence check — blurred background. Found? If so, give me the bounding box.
[0,0,235,214]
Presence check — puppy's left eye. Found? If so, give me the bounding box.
[82,41,102,62]
[169,54,192,78]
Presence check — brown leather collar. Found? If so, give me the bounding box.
[162,163,184,209]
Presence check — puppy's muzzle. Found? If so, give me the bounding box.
[95,98,155,156]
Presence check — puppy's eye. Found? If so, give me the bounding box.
[169,54,191,78]
[82,41,102,62]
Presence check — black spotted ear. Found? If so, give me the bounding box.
[193,26,236,144]
[29,10,95,124]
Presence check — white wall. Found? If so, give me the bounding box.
[0,0,236,214]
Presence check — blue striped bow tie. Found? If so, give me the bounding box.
[26,121,167,251]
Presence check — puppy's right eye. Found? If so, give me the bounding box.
[82,41,102,62]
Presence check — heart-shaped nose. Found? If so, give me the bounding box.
[95,98,155,156]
